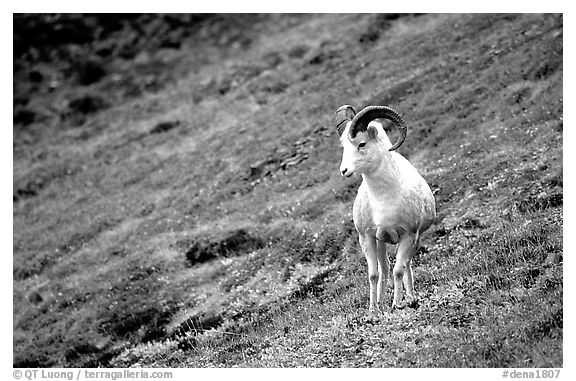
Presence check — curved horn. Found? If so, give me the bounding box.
[334,105,356,136]
[349,105,407,151]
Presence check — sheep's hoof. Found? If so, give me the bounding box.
[406,298,420,309]
[368,306,383,317]
[378,304,390,313]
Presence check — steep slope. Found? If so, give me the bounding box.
[13,13,562,367]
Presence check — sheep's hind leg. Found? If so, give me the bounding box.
[403,258,418,308]
[360,234,380,315]
[403,233,421,308]
[376,240,389,311]
[392,234,418,309]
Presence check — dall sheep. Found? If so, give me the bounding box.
[335,105,436,313]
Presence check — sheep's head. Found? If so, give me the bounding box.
[335,105,408,177]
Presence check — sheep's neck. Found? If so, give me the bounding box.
[361,154,402,201]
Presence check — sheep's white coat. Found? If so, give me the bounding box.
[339,121,436,312]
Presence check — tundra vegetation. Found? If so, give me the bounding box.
[13,14,562,367]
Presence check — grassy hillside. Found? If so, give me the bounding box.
[13,13,562,367]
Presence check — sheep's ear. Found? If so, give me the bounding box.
[367,125,378,139]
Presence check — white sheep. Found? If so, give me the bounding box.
[335,105,436,313]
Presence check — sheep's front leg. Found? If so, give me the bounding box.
[376,240,389,310]
[392,234,418,309]
[360,234,379,314]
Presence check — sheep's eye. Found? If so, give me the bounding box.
[358,142,367,149]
